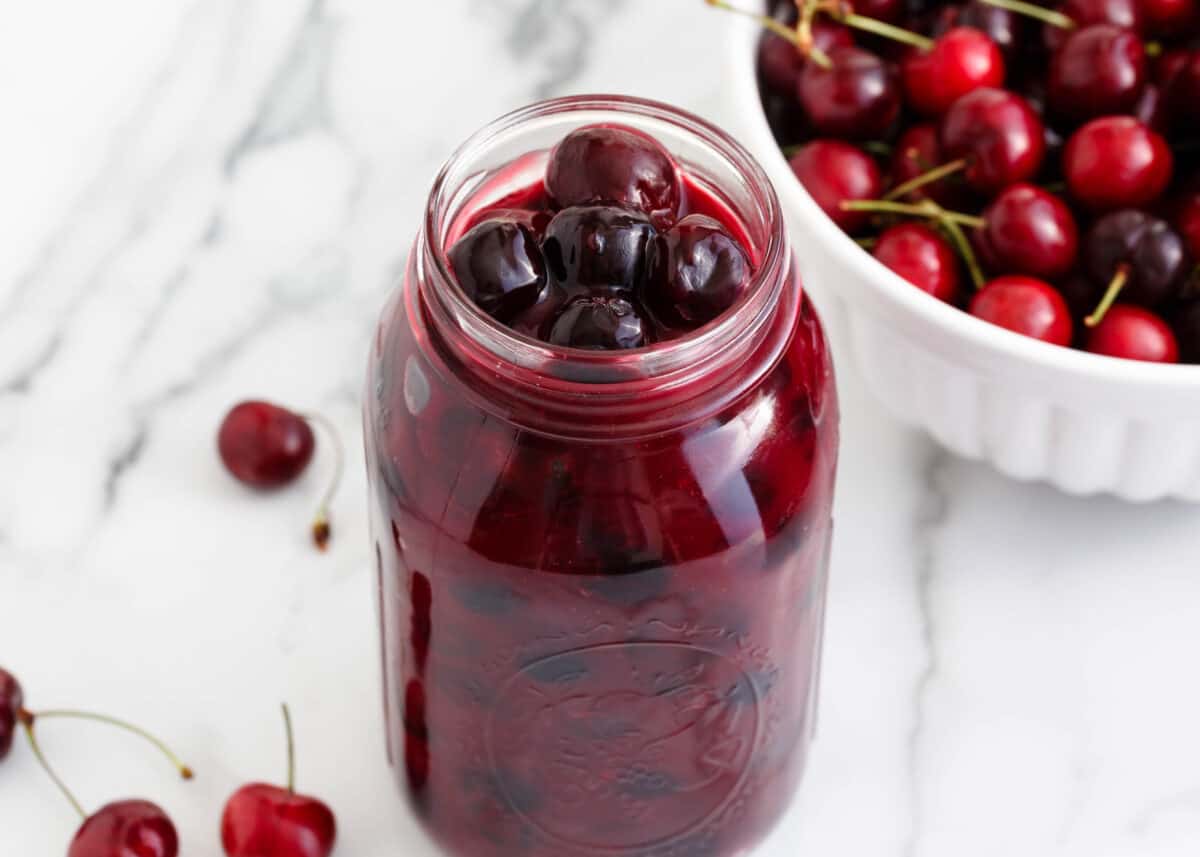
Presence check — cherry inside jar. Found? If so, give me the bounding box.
[365,96,839,857]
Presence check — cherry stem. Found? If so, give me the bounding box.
[940,215,987,289]
[840,199,986,228]
[704,0,832,68]
[978,0,1075,29]
[20,713,87,820]
[829,5,934,50]
[281,703,296,794]
[30,709,194,780]
[300,412,343,552]
[1085,264,1131,327]
[884,159,968,201]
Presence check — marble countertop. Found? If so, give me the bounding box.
[3,1,1200,854]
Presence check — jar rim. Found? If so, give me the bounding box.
[420,94,789,387]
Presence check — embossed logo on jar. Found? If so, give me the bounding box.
[487,642,760,851]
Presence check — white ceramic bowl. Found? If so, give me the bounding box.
[723,14,1200,502]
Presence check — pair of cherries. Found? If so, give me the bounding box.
[728,0,1200,363]
[1,668,334,857]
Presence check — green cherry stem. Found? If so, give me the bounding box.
[832,7,934,50]
[299,412,344,552]
[281,703,296,794]
[978,0,1076,29]
[884,159,969,202]
[30,709,194,780]
[19,712,87,820]
[940,215,987,289]
[1085,264,1131,327]
[704,0,833,68]
[839,199,986,228]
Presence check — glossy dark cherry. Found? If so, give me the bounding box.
[856,0,905,22]
[0,668,22,761]
[1045,0,1144,51]
[541,205,655,296]
[1086,305,1180,362]
[545,125,680,226]
[969,275,1074,345]
[645,214,752,326]
[758,20,853,95]
[509,285,567,340]
[890,123,961,204]
[218,402,315,489]
[798,45,901,139]
[1064,117,1173,210]
[956,1,1027,59]
[902,27,1006,117]
[448,218,546,322]
[547,296,647,350]
[941,87,1046,194]
[873,222,962,303]
[1176,300,1200,363]
[1047,24,1146,123]
[978,183,1078,279]
[221,784,337,857]
[1164,51,1200,134]
[1083,210,1190,306]
[789,140,883,232]
[69,800,178,857]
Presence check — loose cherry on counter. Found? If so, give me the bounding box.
[218,401,344,551]
[1086,304,1180,361]
[976,183,1079,279]
[788,140,883,231]
[872,222,963,303]
[901,26,1006,116]
[545,125,680,227]
[1064,117,1174,211]
[221,705,337,857]
[1047,23,1147,123]
[969,275,1074,346]
[0,668,22,761]
[16,704,192,857]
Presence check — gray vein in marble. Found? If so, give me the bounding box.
[103,427,149,511]
[224,0,333,176]
[903,445,951,857]
[494,0,627,98]
[0,332,63,395]
[1129,786,1200,836]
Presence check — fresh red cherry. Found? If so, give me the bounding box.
[1064,117,1173,210]
[889,124,963,205]
[1081,210,1190,320]
[977,183,1078,279]
[1163,51,1200,134]
[219,402,315,489]
[1176,301,1200,363]
[855,0,906,23]
[69,801,179,857]
[545,125,680,226]
[0,668,22,761]
[18,708,192,857]
[1086,305,1180,361]
[956,1,1028,59]
[902,27,1006,116]
[447,217,546,322]
[1047,24,1146,123]
[1044,0,1144,50]
[548,295,648,350]
[969,275,1074,345]
[872,222,962,303]
[798,45,901,139]
[218,402,342,550]
[541,205,655,296]
[1142,0,1197,33]
[789,140,883,232]
[222,705,336,857]
[645,214,752,326]
[940,87,1046,195]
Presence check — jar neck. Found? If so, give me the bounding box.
[413,95,795,439]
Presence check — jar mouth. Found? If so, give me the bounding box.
[421,94,789,387]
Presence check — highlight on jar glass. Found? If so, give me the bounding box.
[364,95,839,857]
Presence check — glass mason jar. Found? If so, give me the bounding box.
[365,96,838,857]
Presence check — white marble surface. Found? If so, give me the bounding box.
[2,1,1200,855]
